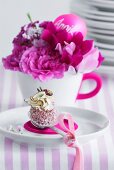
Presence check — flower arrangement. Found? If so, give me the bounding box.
[2,14,104,82]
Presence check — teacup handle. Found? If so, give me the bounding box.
[77,72,102,100]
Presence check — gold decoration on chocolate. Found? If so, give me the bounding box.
[25,87,54,110]
[37,100,44,107]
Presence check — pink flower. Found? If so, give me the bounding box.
[64,42,76,56]
[20,46,67,81]
[2,45,27,71]
[55,32,104,72]
[98,52,104,67]
[55,32,92,68]
[77,48,104,73]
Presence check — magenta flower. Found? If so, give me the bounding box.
[98,52,104,67]
[55,32,103,72]
[2,53,20,71]
[2,45,27,71]
[41,21,71,48]
[55,32,94,68]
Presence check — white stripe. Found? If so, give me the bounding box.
[107,78,114,113]
[59,146,68,170]
[15,86,24,107]
[44,147,52,170]
[13,142,21,170]
[15,74,24,107]
[97,87,107,115]
[28,145,37,170]
[90,139,100,170]
[0,136,5,170]
[84,88,100,170]
[81,81,92,111]
[0,71,12,111]
[75,97,85,109]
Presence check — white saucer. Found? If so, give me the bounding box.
[0,106,109,146]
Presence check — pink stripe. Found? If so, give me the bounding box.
[68,148,76,170]
[36,148,45,170]
[77,101,92,170]
[20,143,29,170]
[81,101,92,170]
[52,148,60,170]
[83,144,92,170]
[0,67,5,111]
[4,138,13,170]
[88,80,108,170]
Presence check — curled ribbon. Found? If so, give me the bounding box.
[58,113,84,170]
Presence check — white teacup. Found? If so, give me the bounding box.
[18,72,102,106]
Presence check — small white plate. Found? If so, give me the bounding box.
[85,19,114,30]
[76,11,114,22]
[71,7,114,29]
[71,1,114,17]
[88,0,114,5]
[88,27,114,36]
[88,32,114,41]
[95,42,114,50]
[0,106,109,146]
[86,0,114,9]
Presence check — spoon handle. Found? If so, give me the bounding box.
[51,126,66,137]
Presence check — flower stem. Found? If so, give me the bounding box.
[27,13,33,22]
[75,68,78,74]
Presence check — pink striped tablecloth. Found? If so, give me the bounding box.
[0,66,114,170]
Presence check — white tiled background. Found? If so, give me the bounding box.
[0,0,70,62]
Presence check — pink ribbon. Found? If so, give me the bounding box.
[58,113,84,170]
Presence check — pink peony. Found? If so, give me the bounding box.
[20,46,67,81]
[77,48,104,73]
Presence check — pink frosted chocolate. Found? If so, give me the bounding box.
[29,107,57,128]
[25,87,58,128]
